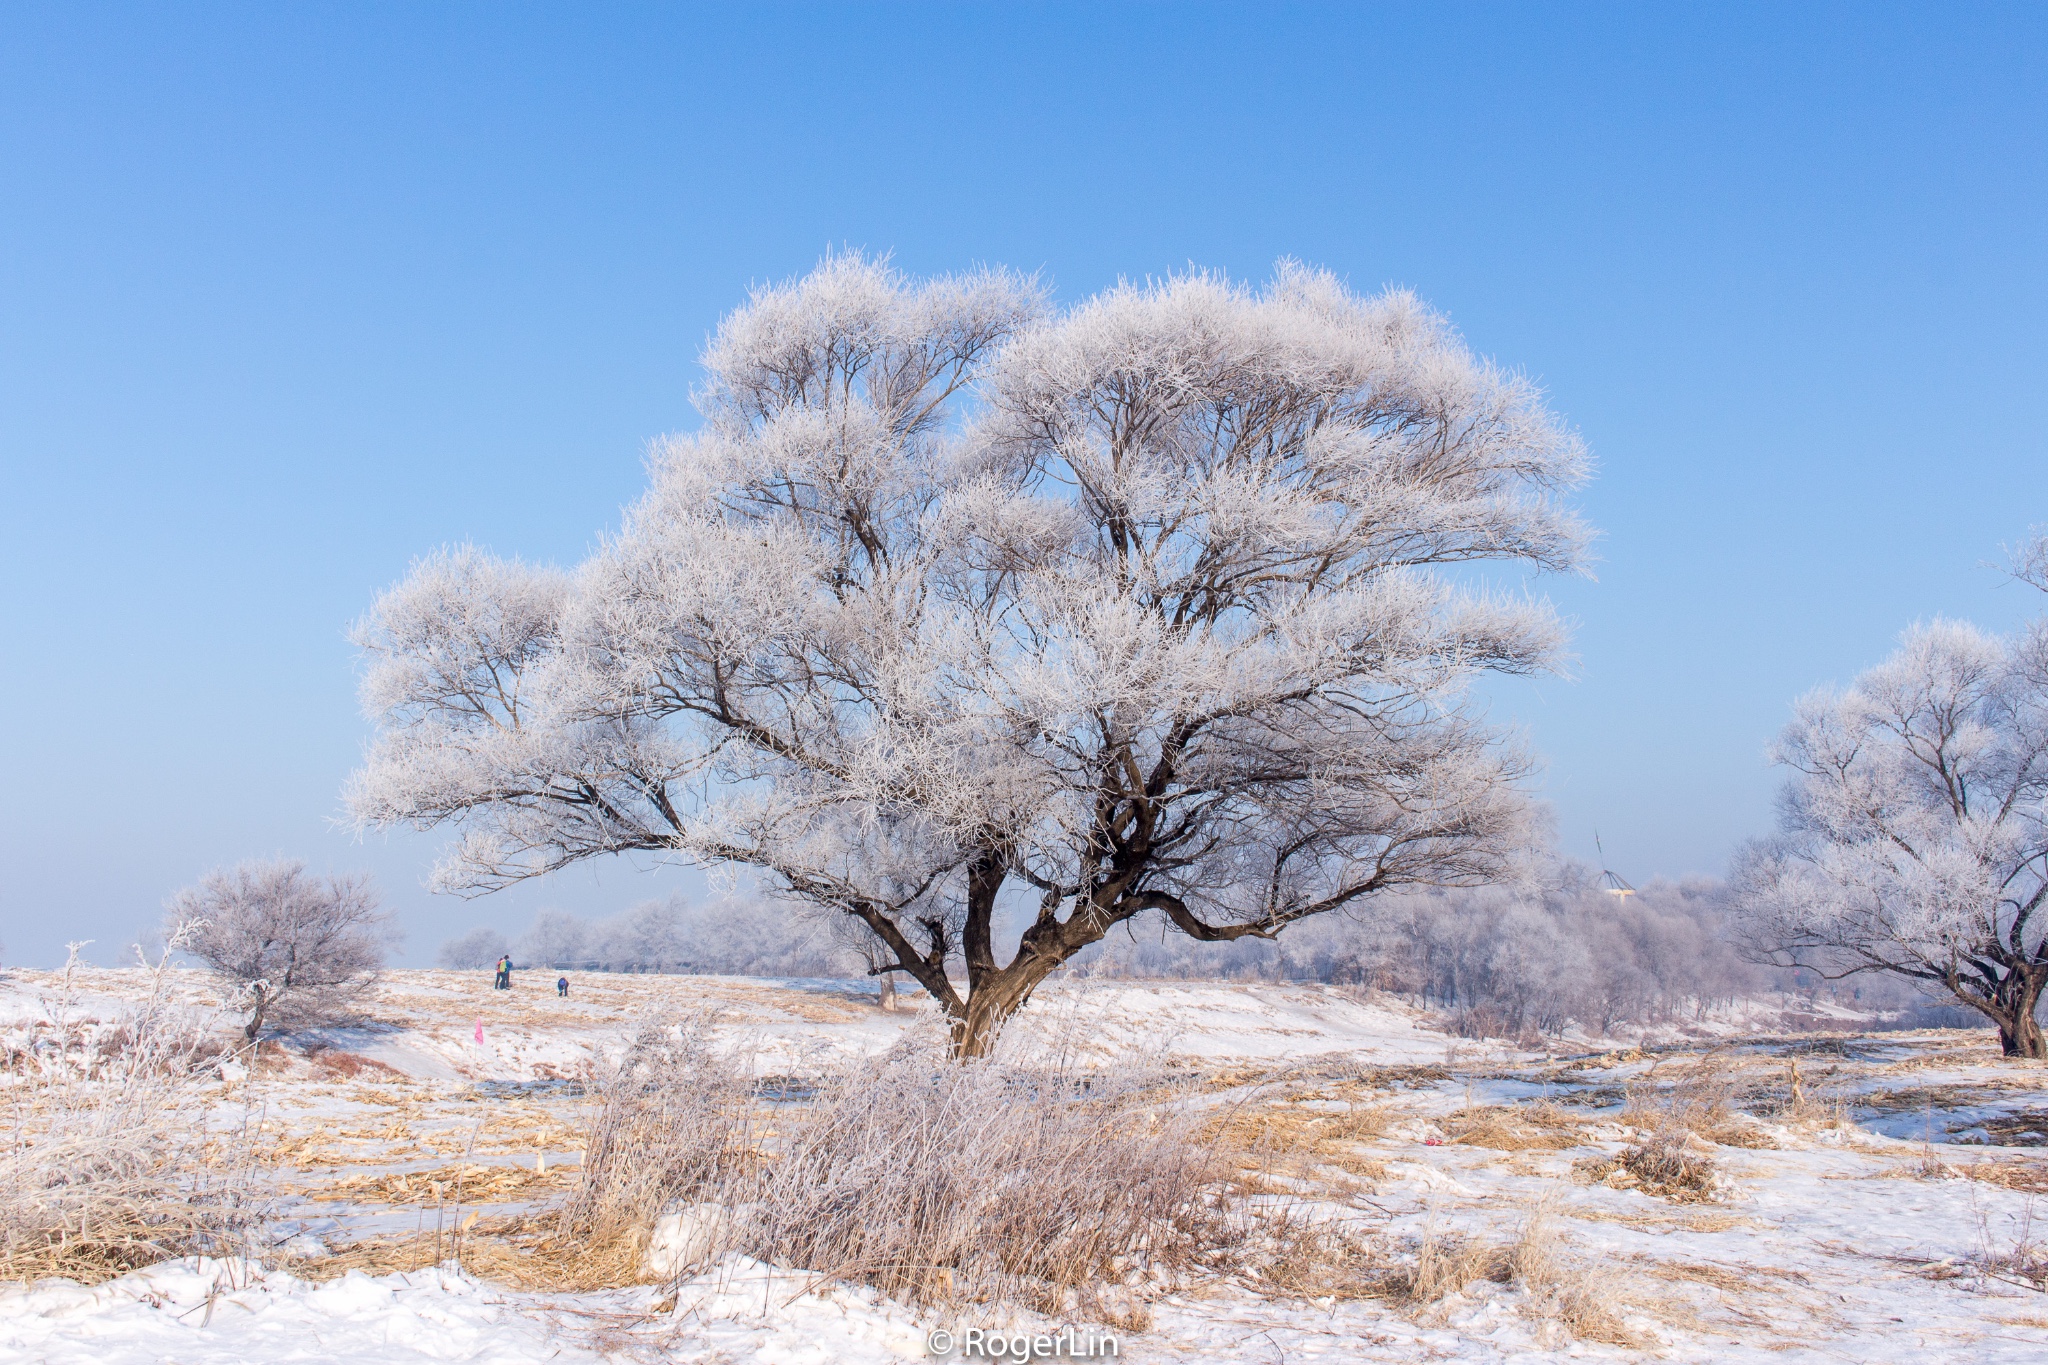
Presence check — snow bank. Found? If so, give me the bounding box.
[0,1256,943,1365]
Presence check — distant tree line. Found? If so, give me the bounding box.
[438,895,860,978]
[1068,863,1953,1037]
[436,863,1965,1038]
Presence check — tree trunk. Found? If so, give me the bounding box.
[946,949,1073,1055]
[1995,974,2047,1059]
[949,977,1033,1059]
[1965,965,2047,1060]
[2003,1011,2047,1060]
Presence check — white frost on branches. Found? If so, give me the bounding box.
[348,254,1589,1052]
[1734,614,2048,1056]
[169,859,394,1041]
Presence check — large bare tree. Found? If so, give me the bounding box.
[1734,559,2048,1057]
[348,255,1589,1054]
[170,859,393,1041]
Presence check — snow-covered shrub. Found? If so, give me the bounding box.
[170,859,395,1041]
[557,1019,1234,1315]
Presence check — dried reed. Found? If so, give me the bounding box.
[549,1016,758,1270]
[0,938,267,1283]
[736,1032,1236,1317]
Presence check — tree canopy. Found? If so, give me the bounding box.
[349,255,1589,1053]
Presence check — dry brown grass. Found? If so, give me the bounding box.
[308,1161,577,1205]
[1397,1224,1513,1303]
[1575,1133,1726,1203]
[1205,1101,1390,1158]
[1352,1203,1645,1346]
[278,1214,646,1292]
[1860,1083,2000,1113]
[301,1046,406,1082]
[735,1037,1237,1318]
[0,942,266,1284]
[1559,1205,1751,1234]
[1507,1204,1644,1345]
[1642,1257,1757,1293]
[1259,1217,1390,1299]
[1570,1058,1759,1202]
[1963,1159,2048,1194]
[436,1020,1251,1319]
[1982,1113,2048,1146]
[1446,1102,1585,1152]
[552,1015,758,1270]
[1625,1055,1781,1147]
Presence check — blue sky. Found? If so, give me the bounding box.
[2,3,2043,966]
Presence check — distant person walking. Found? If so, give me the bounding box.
[493,955,512,990]
[556,976,569,998]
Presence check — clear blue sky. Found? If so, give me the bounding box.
[3,3,2043,967]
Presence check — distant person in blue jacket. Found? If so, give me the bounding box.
[556,976,569,998]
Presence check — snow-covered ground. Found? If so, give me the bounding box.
[5,967,2048,1363]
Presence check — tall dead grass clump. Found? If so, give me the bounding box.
[1578,1057,1747,1201]
[736,1034,1234,1318]
[551,1016,756,1278]
[1506,1202,1642,1344]
[0,937,265,1283]
[1260,1216,1387,1299]
[1446,1102,1583,1151]
[545,1023,1239,1314]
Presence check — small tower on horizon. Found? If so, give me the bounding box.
[1595,832,1637,898]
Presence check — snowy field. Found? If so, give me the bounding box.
[5,967,2048,1363]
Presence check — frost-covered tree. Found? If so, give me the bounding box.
[515,909,589,969]
[1734,606,2048,1057]
[169,859,393,1041]
[437,927,508,970]
[584,899,693,972]
[2013,526,2048,594]
[349,255,1589,1055]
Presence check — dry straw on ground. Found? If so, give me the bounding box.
[1447,1101,1585,1152]
[1575,1057,1762,1202]
[0,941,267,1283]
[436,1017,1244,1319]
[1262,1200,1643,1346]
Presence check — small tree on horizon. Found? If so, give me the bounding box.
[1733,547,2048,1058]
[348,254,1589,1056]
[170,859,394,1041]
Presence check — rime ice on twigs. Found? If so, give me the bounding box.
[349,254,1590,1056]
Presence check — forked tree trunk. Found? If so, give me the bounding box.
[948,968,1053,1059]
[1992,980,2047,1060]
[1963,964,2048,1060]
